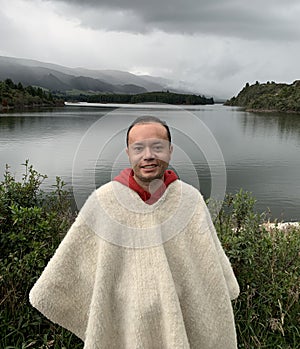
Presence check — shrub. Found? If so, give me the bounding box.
[215,190,300,348]
[0,161,83,348]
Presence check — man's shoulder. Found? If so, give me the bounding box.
[80,182,116,211]
[94,181,115,195]
[77,182,119,222]
[93,180,136,202]
[170,179,202,196]
[165,180,206,211]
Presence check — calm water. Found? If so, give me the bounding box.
[0,104,299,221]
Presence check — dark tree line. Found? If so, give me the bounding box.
[63,90,214,105]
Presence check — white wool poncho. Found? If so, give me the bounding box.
[29,180,239,349]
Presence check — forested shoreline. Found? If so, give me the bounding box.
[57,90,214,105]
[0,78,214,111]
[225,80,300,113]
[3,76,300,113]
[0,79,64,111]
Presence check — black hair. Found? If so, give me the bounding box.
[126,115,171,146]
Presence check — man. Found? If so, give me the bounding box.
[30,116,239,348]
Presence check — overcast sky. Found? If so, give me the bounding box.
[1,0,300,98]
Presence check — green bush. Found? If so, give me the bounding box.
[1,165,299,348]
[215,189,300,348]
[0,161,83,348]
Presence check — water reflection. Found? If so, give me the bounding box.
[240,111,300,142]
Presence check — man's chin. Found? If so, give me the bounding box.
[136,173,163,183]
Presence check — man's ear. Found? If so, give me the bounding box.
[170,144,174,155]
[126,147,129,156]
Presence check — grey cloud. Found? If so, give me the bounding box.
[0,10,25,53]
[48,0,300,40]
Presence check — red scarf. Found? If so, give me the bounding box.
[114,168,178,204]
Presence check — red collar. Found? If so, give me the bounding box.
[113,168,178,204]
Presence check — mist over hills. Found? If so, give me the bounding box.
[0,56,195,95]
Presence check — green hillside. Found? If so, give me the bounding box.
[225,80,300,113]
[0,79,64,111]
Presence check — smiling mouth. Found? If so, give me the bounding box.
[140,164,158,169]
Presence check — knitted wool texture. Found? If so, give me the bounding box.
[29,180,239,349]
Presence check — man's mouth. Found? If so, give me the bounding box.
[140,164,158,169]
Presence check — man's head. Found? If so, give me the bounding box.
[126,116,171,146]
[126,116,173,189]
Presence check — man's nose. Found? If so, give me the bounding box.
[143,146,154,160]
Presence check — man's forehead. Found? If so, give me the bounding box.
[131,138,168,145]
[128,122,169,142]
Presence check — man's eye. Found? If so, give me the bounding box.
[133,146,143,152]
[153,146,163,151]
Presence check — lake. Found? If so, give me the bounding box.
[0,103,299,221]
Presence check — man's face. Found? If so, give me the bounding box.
[126,122,173,184]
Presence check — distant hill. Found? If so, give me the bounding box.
[0,56,199,95]
[225,80,300,113]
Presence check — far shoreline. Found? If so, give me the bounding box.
[64,101,217,110]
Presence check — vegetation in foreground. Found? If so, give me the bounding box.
[0,79,64,111]
[225,80,300,113]
[1,163,299,348]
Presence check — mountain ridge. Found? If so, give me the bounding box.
[0,56,198,95]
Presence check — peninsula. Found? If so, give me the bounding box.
[225,80,300,113]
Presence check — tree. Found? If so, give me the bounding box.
[17,82,24,91]
[5,78,15,89]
